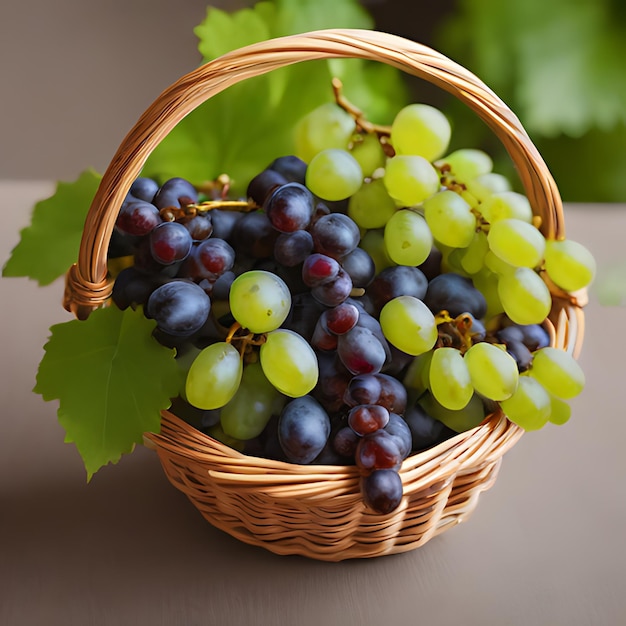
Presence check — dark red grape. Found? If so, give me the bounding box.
[116,200,162,236]
[348,404,390,436]
[311,268,353,306]
[333,426,360,458]
[265,182,315,232]
[355,430,403,471]
[383,413,412,459]
[337,326,387,375]
[302,253,340,287]
[322,302,360,335]
[149,222,193,265]
[183,213,213,241]
[361,469,403,514]
[247,168,287,206]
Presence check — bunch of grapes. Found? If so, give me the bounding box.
[107,86,593,515]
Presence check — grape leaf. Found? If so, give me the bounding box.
[34,306,179,480]
[2,169,101,286]
[143,0,407,192]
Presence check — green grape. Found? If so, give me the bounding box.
[403,351,433,396]
[305,148,363,201]
[423,190,476,248]
[444,247,471,277]
[529,346,585,399]
[383,209,433,266]
[429,347,473,410]
[497,267,552,325]
[260,329,319,397]
[390,103,451,161]
[379,295,438,356]
[348,178,397,229]
[206,423,246,451]
[185,342,243,410]
[419,391,486,433]
[544,239,596,292]
[460,230,489,274]
[294,102,354,163]
[350,132,386,177]
[484,250,516,276]
[487,218,546,268]
[221,361,285,440]
[464,341,519,401]
[479,191,533,224]
[229,270,291,334]
[359,229,396,275]
[548,394,572,425]
[465,172,511,203]
[500,376,551,431]
[436,148,493,183]
[472,268,505,319]
[383,155,440,207]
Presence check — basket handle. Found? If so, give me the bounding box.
[64,28,564,320]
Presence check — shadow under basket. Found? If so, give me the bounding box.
[63,29,586,561]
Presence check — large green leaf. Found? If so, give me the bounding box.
[34,306,179,479]
[143,0,407,192]
[2,169,101,285]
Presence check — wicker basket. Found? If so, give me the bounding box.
[63,29,585,561]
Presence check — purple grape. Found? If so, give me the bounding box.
[269,155,307,184]
[274,230,314,267]
[383,413,412,459]
[311,213,360,259]
[418,246,443,281]
[333,426,360,458]
[111,266,163,310]
[182,238,235,280]
[210,208,245,242]
[264,182,315,232]
[149,221,193,265]
[344,373,407,414]
[367,265,428,315]
[183,213,213,241]
[312,351,352,414]
[311,268,353,306]
[340,246,376,289]
[211,270,236,301]
[424,272,487,319]
[278,396,331,464]
[282,292,327,341]
[231,211,279,259]
[337,325,387,375]
[403,404,455,452]
[361,469,403,514]
[116,199,162,236]
[247,168,288,206]
[129,177,159,202]
[146,280,211,337]
[153,177,198,209]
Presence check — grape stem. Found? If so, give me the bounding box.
[332,78,393,146]
[435,311,476,353]
[225,321,267,359]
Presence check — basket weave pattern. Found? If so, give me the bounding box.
[64,29,584,560]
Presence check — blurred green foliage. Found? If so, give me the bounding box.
[432,0,626,202]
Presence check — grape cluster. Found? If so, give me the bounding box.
[107,91,594,515]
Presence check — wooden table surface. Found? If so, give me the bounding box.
[1,181,624,626]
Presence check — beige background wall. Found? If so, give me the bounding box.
[1,1,245,180]
[1,0,449,181]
